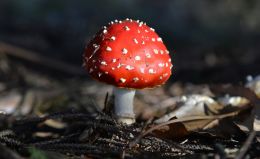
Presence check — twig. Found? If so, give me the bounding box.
[130,111,240,147]
[128,117,153,148]
[103,92,110,114]
[0,42,84,76]
[235,131,256,159]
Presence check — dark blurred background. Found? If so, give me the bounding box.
[0,0,259,83]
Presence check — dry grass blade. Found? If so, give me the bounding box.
[130,111,240,146]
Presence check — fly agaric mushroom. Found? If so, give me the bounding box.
[83,19,173,124]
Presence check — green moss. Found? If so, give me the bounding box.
[29,147,48,159]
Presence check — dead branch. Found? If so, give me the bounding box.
[0,42,84,76]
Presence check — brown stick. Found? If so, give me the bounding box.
[0,42,84,76]
[235,131,256,159]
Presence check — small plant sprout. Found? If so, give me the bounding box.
[83,19,173,124]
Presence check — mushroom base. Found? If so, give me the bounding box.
[113,87,136,124]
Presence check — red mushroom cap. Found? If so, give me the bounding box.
[83,19,173,89]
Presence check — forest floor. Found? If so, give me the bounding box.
[0,42,260,159]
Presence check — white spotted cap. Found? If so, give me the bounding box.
[83,19,173,89]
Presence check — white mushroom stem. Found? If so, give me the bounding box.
[113,87,136,124]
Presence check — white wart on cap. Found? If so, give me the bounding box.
[83,19,173,89]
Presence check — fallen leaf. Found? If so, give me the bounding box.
[154,95,223,124]
[210,84,258,103]
[152,117,189,139]
[0,91,21,114]
[211,84,260,133]
[143,112,240,139]
[43,119,67,129]
[246,75,260,98]
[217,95,249,107]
